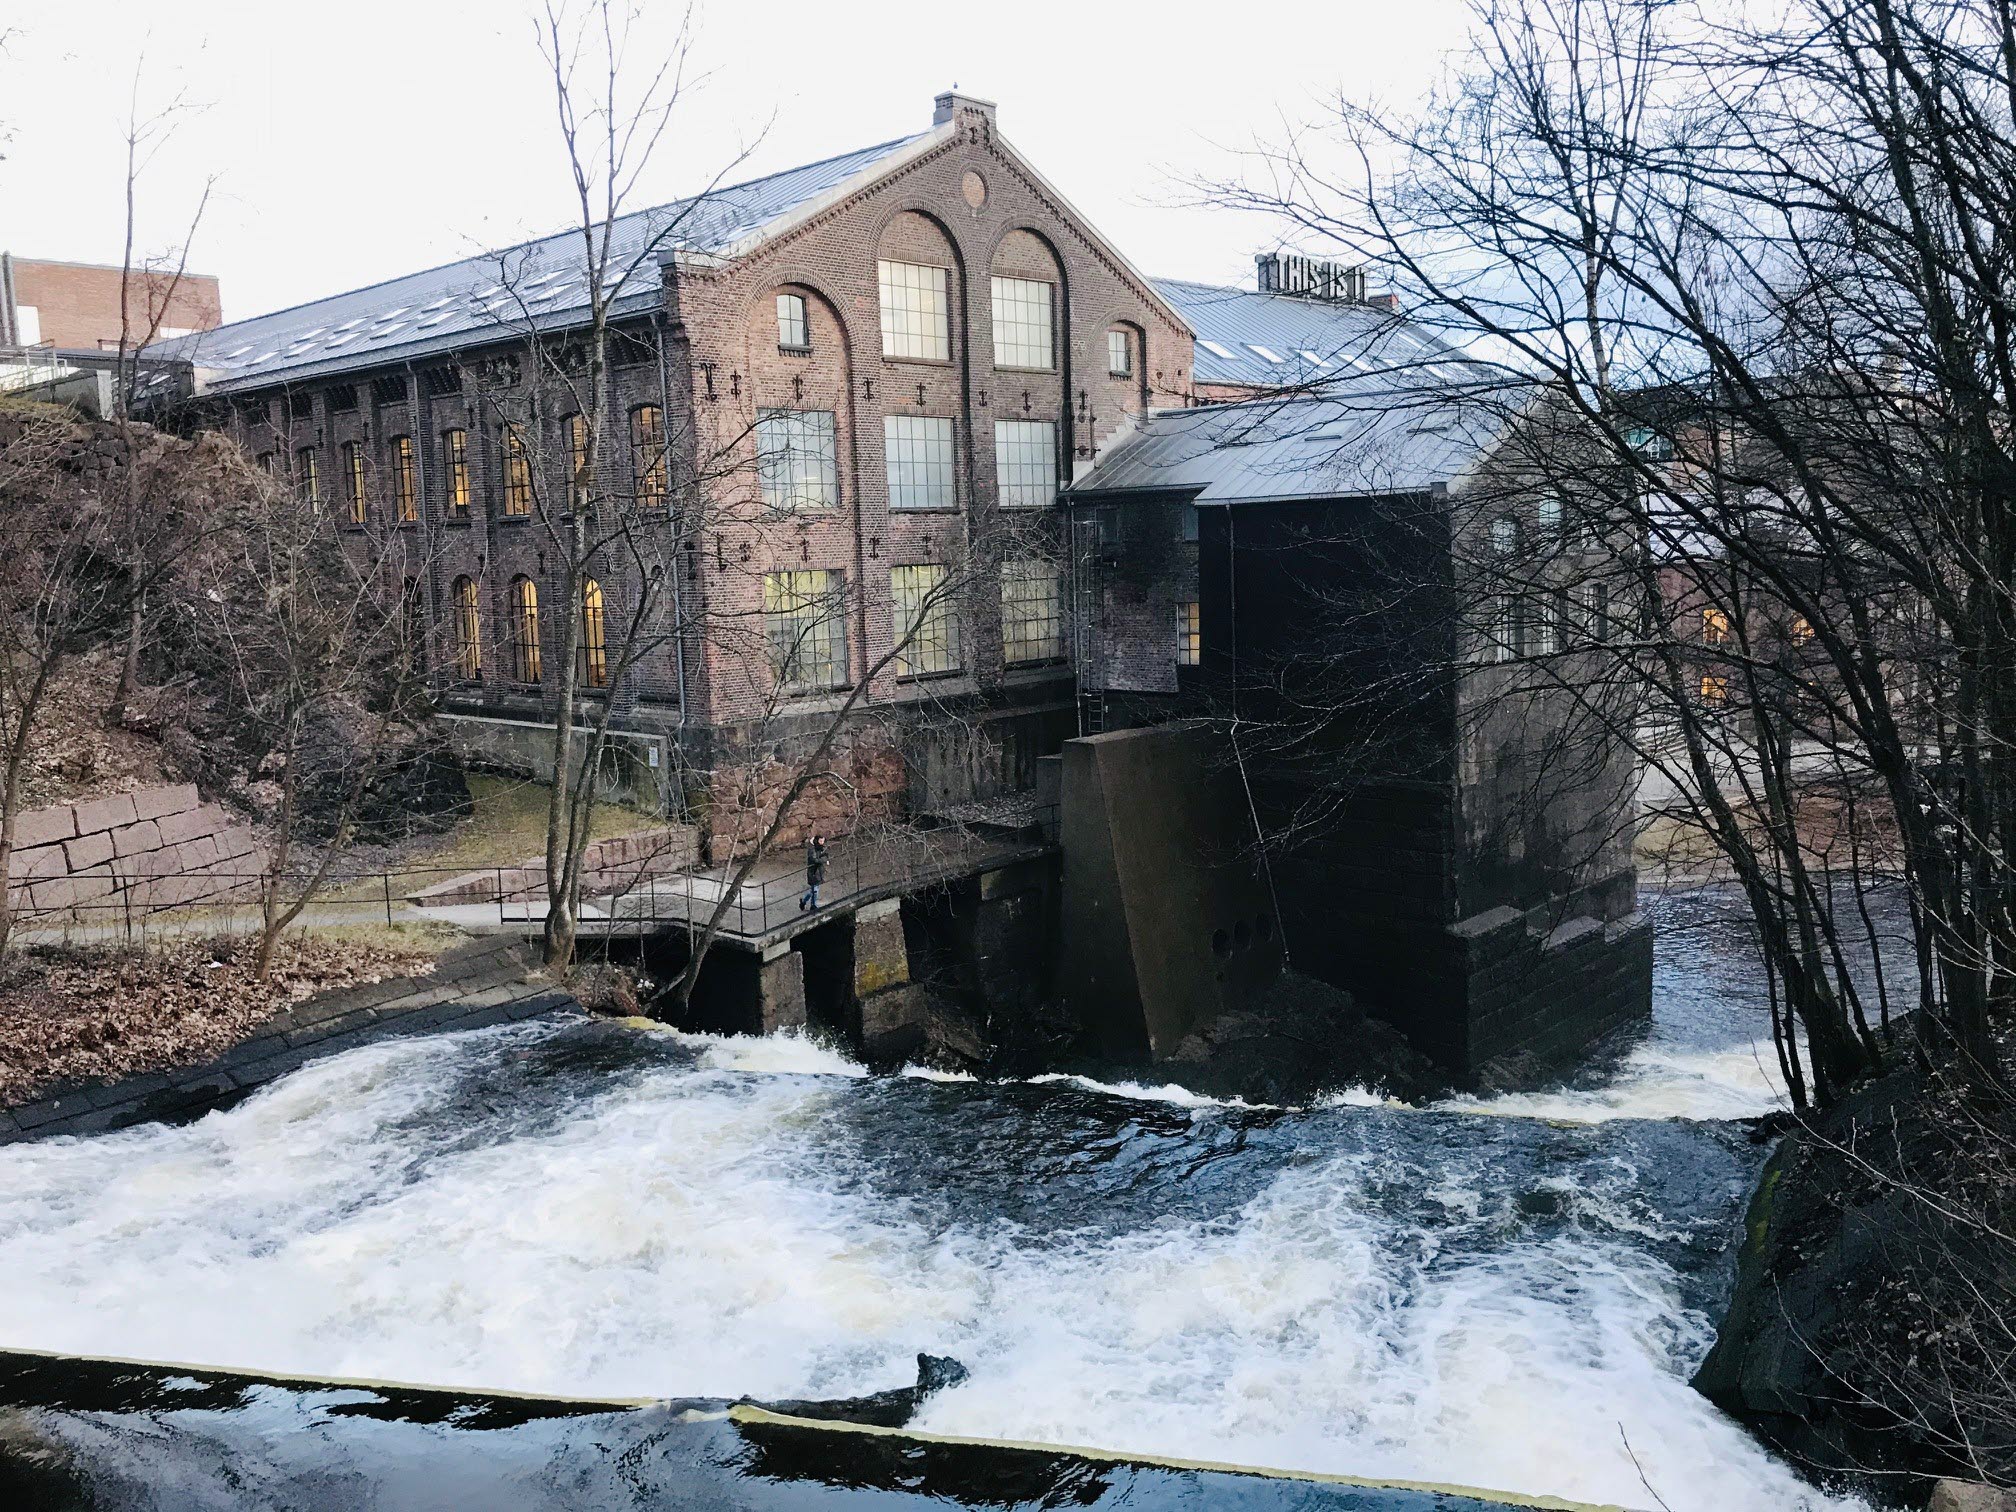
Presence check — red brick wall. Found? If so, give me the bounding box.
[10,259,223,351]
[670,101,1193,729]
[207,99,1193,845]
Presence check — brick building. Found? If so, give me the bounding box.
[2,253,222,352]
[151,93,1193,852]
[1067,330,1652,1082]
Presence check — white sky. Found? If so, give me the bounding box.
[0,0,1470,325]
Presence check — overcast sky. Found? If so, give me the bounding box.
[1,0,1469,325]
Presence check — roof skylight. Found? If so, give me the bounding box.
[1247,344,1284,363]
[1198,340,1238,361]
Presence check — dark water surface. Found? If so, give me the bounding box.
[0,887,1897,1510]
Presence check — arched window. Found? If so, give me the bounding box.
[503,425,533,515]
[508,576,542,684]
[295,446,320,504]
[451,576,482,681]
[579,578,609,687]
[630,405,666,508]
[342,439,368,524]
[390,435,417,522]
[442,429,471,518]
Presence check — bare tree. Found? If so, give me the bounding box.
[189,458,436,978]
[1202,0,2015,1106]
[105,57,216,726]
[469,0,766,973]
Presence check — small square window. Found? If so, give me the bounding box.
[1108,330,1132,377]
[777,292,810,351]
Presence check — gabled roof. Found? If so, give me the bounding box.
[1151,277,1478,391]
[149,132,935,394]
[1071,367,1526,506]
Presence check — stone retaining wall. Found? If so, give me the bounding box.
[5,784,264,925]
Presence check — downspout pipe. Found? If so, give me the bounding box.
[651,308,689,733]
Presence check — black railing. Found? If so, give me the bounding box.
[6,808,1059,946]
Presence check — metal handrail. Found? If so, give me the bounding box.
[5,808,1060,945]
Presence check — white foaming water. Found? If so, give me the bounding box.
[1022,1071,1289,1111]
[667,1026,870,1079]
[0,1021,1862,1512]
[1447,1033,1794,1124]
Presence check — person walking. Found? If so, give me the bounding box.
[798,833,828,913]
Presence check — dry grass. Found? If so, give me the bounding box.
[0,930,445,1106]
[322,773,655,900]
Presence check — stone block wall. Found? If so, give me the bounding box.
[1455,905,1654,1085]
[5,784,264,925]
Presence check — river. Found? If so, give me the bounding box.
[0,887,1899,1511]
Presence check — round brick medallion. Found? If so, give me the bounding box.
[961,171,987,210]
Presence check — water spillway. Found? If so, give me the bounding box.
[0,891,1883,1511]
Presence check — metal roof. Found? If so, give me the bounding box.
[1071,370,1528,506]
[1150,277,1478,391]
[147,132,934,394]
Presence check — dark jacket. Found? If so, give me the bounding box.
[805,840,828,885]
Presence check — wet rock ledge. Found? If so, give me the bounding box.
[1694,1039,2016,1501]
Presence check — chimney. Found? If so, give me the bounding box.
[933,91,998,129]
[1254,252,1368,304]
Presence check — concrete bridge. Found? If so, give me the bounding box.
[407,801,1060,1061]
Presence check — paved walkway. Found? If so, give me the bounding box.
[0,936,577,1144]
[11,901,443,949]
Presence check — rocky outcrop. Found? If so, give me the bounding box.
[1930,1483,2016,1512]
[750,1354,970,1429]
[1157,970,1446,1105]
[1694,1049,2016,1494]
